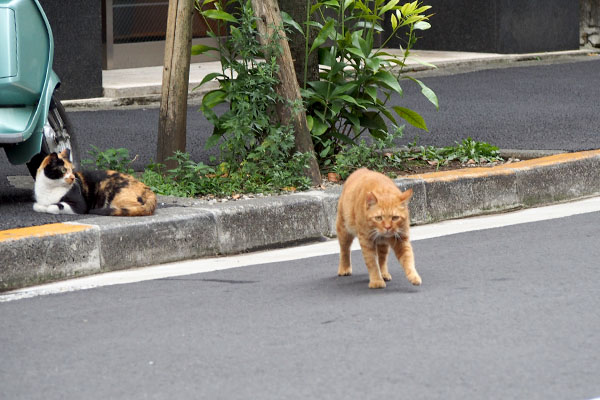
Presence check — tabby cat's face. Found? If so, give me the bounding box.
[38,150,76,186]
[366,192,410,240]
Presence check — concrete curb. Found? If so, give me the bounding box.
[2,150,600,291]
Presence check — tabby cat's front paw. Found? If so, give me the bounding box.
[407,272,422,286]
[337,265,352,276]
[368,279,386,289]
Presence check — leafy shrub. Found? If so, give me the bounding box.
[141,146,311,198]
[284,0,438,166]
[82,146,135,174]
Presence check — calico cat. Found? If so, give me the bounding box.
[336,168,420,289]
[33,149,156,216]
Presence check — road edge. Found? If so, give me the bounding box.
[2,150,600,291]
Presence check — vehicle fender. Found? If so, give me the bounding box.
[3,72,60,165]
[36,69,60,133]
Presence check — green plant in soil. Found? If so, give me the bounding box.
[400,137,502,166]
[147,0,314,196]
[84,135,502,198]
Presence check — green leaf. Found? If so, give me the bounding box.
[390,13,398,30]
[379,0,399,16]
[281,11,304,36]
[307,81,332,99]
[351,35,371,59]
[328,61,347,77]
[413,5,433,14]
[358,36,372,59]
[329,130,356,146]
[364,86,378,102]
[410,57,438,69]
[346,46,365,59]
[393,106,428,131]
[377,104,398,125]
[373,71,402,94]
[413,21,431,30]
[310,19,335,55]
[404,77,439,110]
[343,111,360,130]
[201,9,237,23]
[191,44,218,55]
[359,111,387,131]
[336,95,366,109]
[311,118,329,136]
[306,115,314,131]
[196,72,224,88]
[201,89,226,109]
[365,56,381,71]
[331,82,358,97]
[401,14,423,27]
[318,47,336,67]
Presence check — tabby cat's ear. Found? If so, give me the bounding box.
[366,192,378,208]
[399,188,413,202]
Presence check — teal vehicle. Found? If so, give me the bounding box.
[0,0,79,177]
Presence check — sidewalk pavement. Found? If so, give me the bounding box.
[64,48,600,109]
[2,49,600,293]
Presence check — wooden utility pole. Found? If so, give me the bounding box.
[251,0,322,186]
[157,0,194,169]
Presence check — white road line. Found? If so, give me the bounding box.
[2,196,600,302]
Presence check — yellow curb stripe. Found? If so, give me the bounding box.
[0,223,93,243]
[404,149,600,182]
[496,149,600,170]
[407,166,514,182]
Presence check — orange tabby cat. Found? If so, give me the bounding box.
[336,168,421,289]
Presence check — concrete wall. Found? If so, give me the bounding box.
[387,0,580,54]
[39,0,103,100]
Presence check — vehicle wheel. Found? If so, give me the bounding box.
[26,94,80,178]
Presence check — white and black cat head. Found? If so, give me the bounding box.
[36,150,75,185]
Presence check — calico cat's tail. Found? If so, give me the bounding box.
[90,184,157,216]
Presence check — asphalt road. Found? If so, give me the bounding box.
[1,209,599,399]
[1,57,599,230]
[62,57,600,168]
